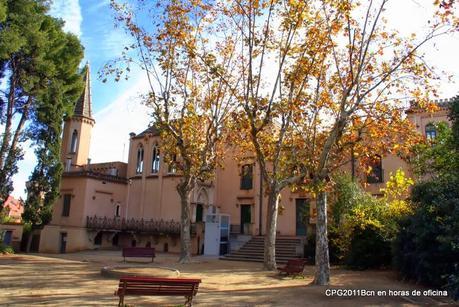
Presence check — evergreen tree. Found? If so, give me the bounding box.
[0,0,84,212]
[395,98,459,299]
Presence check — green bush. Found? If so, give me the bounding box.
[330,172,412,269]
[394,178,459,300]
[304,234,315,262]
[0,243,14,254]
[345,224,391,269]
[327,224,347,264]
[303,226,344,264]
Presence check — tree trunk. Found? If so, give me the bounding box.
[0,66,16,171]
[314,191,330,285]
[264,190,280,270]
[178,183,192,264]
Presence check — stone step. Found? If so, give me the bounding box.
[231,251,297,258]
[249,239,301,244]
[236,249,296,254]
[239,247,296,254]
[244,243,299,247]
[241,244,297,249]
[239,243,297,248]
[220,255,298,264]
[224,256,297,262]
[224,236,303,264]
[239,246,297,250]
[251,238,301,241]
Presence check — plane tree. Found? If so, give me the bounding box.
[108,0,238,263]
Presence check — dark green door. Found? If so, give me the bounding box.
[296,199,309,236]
[59,232,67,253]
[240,205,251,234]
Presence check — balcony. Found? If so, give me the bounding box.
[86,215,183,236]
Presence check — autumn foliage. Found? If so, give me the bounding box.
[107,0,458,281]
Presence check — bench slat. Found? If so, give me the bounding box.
[119,276,201,283]
[115,276,201,306]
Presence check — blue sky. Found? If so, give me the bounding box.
[12,0,152,199]
[9,0,459,199]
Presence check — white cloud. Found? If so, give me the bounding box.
[89,72,152,163]
[11,141,36,200]
[385,1,459,98]
[49,0,83,37]
[87,0,111,14]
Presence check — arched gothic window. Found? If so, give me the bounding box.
[70,130,78,153]
[151,145,160,173]
[115,204,120,217]
[136,145,144,174]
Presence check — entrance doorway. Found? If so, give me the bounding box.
[296,199,309,236]
[3,230,12,246]
[240,205,251,234]
[59,232,67,253]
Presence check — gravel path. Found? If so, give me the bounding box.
[0,251,453,306]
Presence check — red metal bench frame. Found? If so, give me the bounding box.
[115,276,201,306]
[278,258,307,278]
[122,247,155,262]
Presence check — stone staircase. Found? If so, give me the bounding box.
[220,236,302,264]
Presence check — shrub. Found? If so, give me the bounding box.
[0,243,14,254]
[330,171,413,269]
[345,224,391,269]
[394,177,459,300]
[327,224,347,264]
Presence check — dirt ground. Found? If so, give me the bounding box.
[0,251,454,306]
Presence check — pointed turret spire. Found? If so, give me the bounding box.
[74,62,93,119]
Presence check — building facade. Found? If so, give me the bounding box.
[0,195,24,251]
[38,66,454,254]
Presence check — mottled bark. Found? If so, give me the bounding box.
[178,182,193,263]
[264,190,280,270]
[314,191,330,285]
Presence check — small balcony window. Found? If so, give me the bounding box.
[240,164,253,190]
[62,194,72,217]
[425,123,437,140]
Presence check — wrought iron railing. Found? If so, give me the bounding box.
[86,215,182,235]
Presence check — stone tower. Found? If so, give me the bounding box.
[61,63,95,171]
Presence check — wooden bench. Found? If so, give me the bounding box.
[115,276,201,306]
[278,258,307,278]
[122,247,155,262]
